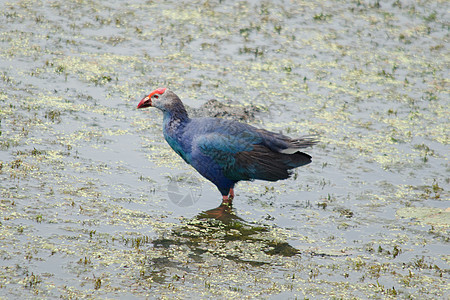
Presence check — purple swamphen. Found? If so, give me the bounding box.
[137,88,317,206]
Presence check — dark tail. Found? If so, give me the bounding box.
[233,145,312,181]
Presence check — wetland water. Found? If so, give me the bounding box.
[0,0,448,298]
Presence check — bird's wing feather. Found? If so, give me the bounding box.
[193,132,257,167]
[192,131,312,182]
[255,128,317,153]
[189,118,316,182]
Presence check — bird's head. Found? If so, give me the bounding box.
[137,88,188,118]
[137,87,168,110]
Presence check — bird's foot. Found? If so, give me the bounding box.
[221,195,233,207]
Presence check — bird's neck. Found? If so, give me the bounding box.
[163,105,189,122]
[162,104,190,137]
[163,100,189,122]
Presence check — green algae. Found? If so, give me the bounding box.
[397,207,450,228]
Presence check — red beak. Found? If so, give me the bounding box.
[137,95,151,109]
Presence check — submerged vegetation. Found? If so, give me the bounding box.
[0,0,448,298]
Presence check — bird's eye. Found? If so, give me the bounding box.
[154,95,159,99]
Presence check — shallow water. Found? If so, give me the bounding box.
[0,0,449,298]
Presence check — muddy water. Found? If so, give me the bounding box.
[0,0,448,298]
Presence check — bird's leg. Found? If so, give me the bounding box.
[229,188,234,200]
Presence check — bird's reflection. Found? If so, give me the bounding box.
[192,204,306,257]
[195,204,243,223]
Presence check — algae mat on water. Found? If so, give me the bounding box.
[0,0,448,299]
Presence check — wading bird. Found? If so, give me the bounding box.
[137,88,316,206]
